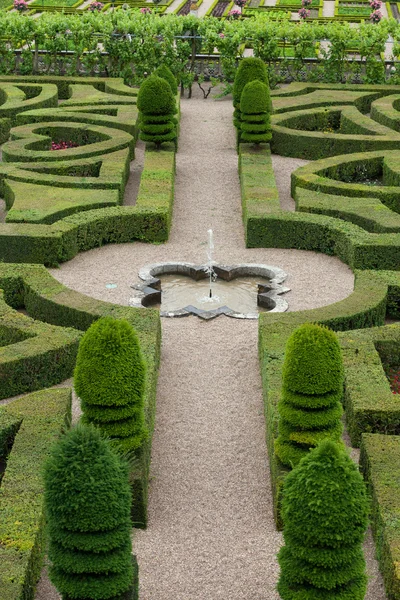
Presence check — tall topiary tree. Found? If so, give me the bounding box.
[275,323,344,468]
[232,57,269,132]
[137,74,177,149]
[240,80,272,144]
[74,316,147,453]
[44,424,136,600]
[278,440,369,600]
[154,64,178,96]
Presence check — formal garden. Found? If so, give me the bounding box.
[2,4,400,600]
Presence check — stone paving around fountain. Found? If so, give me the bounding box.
[34,85,385,600]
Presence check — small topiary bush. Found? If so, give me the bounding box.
[275,323,344,468]
[153,64,178,96]
[44,424,135,600]
[278,440,369,600]
[232,57,269,131]
[74,316,148,453]
[137,74,177,149]
[240,80,272,144]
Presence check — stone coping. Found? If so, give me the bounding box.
[130,262,290,320]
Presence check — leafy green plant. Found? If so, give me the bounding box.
[240,79,272,144]
[137,74,177,149]
[44,424,134,600]
[232,56,269,130]
[153,64,178,95]
[74,316,148,453]
[274,323,344,468]
[278,440,369,600]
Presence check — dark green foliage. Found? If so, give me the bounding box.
[74,317,148,453]
[240,80,272,144]
[153,65,178,96]
[0,388,71,600]
[233,57,268,132]
[275,324,344,468]
[137,75,177,148]
[360,434,400,599]
[44,424,134,600]
[278,441,368,600]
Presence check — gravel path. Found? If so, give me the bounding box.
[35,87,385,599]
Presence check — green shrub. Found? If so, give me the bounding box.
[154,65,178,96]
[278,440,368,600]
[240,80,272,144]
[74,317,148,453]
[44,424,134,600]
[275,323,344,467]
[232,57,268,130]
[137,75,177,148]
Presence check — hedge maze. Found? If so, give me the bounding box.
[237,82,400,597]
[0,77,167,599]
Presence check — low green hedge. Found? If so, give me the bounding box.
[239,143,280,244]
[360,433,400,600]
[258,269,390,528]
[0,387,71,600]
[0,288,81,400]
[371,93,400,132]
[339,318,400,446]
[0,118,10,144]
[0,83,58,125]
[271,105,400,160]
[0,262,161,527]
[295,187,400,233]
[0,76,125,100]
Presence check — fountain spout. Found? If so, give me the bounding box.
[206,229,216,299]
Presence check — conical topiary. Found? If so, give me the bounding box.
[240,80,272,144]
[137,74,177,148]
[44,424,135,600]
[275,323,344,468]
[74,316,147,453]
[154,64,178,96]
[278,440,369,600]
[232,57,269,131]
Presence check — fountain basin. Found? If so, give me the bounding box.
[130,262,290,320]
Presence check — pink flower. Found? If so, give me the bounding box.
[219,32,225,38]
[228,6,241,17]
[88,1,103,11]
[298,6,310,17]
[370,8,382,21]
[369,0,381,8]
[140,6,152,12]
[14,0,28,11]
[51,140,79,151]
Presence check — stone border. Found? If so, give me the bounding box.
[129,262,290,320]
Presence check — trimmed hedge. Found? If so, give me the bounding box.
[0,387,71,600]
[258,268,390,528]
[360,433,400,600]
[0,76,124,100]
[278,441,368,600]
[44,424,135,600]
[240,80,272,145]
[75,318,148,453]
[0,288,81,400]
[0,83,58,125]
[271,105,400,160]
[0,262,161,527]
[138,75,177,148]
[275,324,344,468]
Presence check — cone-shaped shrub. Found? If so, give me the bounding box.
[240,80,272,144]
[278,440,368,600]
[232,57,269,131]
[275,323,344,468]
[137,74,177,148]
[154,64,178,95]
[74,317,147,453]
[44,424,134,600]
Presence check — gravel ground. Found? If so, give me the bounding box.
[34,86,385,599]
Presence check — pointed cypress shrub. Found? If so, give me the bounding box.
[275,323,344,468]
[154,64,178,96]
[44,424,135,600]
[278,440,368,600]
[137,74,177,148]
[240,80,272,144]
[74,317,147,453]
[232,57,269,132]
